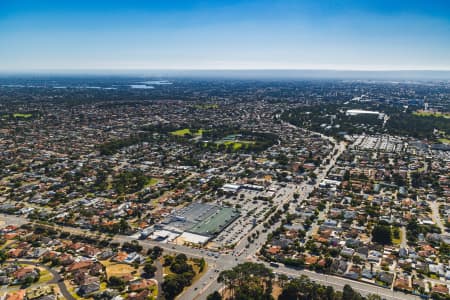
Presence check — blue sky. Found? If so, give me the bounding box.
[1,0,450,71]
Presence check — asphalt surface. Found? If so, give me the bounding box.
[154,259,164,300]
[429,200,446,232]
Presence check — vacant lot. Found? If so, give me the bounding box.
[102,261,137,279]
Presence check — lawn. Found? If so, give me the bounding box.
[13,113,33,118]
[220,140,255,150]
[171,128,205,137]
[413,111,450,118]
[65,280,83,300]
[37,268,54,284]
[190,260,208,284]
[194,104,219,109]
[145,178,159,187]
[162,258,207,282]
[171,128,192,136]
[391,228,402,245]
[438,138,450,144]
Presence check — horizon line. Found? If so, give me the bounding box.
[2,68,450,73]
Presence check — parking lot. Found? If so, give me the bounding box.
[211,185,284,248]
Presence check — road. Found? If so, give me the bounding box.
[400,226,407,249]
[154,259,164,300]
[429,200,446,233]
[8,260,75,300]
[276,267,420,300]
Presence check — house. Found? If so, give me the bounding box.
[8,248,26,258]
[344,271,359,280]
[361,269,373,279]
[428,264,445,277]
[330,259,348,274]
[5,290,26,300]
[368,250,382,262]
[98,249,115,260]
[129,279,156,292]
[77,282,100,297]
[67,260,94,274]
[124,252,144,264]
[377,272,394,286]
[26,286,57,300]
[13,267,38,283]
[394,277,412,292]
[267,245,281,255]
[431,284,449,295]
[59,253,75,266]
[340,247,355,258]
[304,256,319,266]
[27,247,49,259]
[127,289,151,300]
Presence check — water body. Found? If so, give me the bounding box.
[130,84,155,89]
[140,80,172,85]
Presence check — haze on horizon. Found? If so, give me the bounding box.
[1,0,450,72]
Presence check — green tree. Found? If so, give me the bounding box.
[371,224,392,245]
[342,284,363,300]
[218,262,274,300]
[162,274,184,300]
[143,263,157,277]
[108,276,125,290]
[0,250,7,263]
[207,291,222,300]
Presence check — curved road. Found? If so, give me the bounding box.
[9,260,74,300]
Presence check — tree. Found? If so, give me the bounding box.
[108,276,125,290]
[121,240,142,253]
[22,276,34,287]
[371,224,392,245]
[366,295,382,300]
[199,258,206,272]
[325,286,335,300]
[342,284,363,300]
[162,274,185,300]
[207,291,222,300]
[143,263,157,277]
[151,246,163,259]
[0,250,7,264]
[218,262,274,300]
[170,261,193,274]
[163,255,174,266]
[278,274,288,288]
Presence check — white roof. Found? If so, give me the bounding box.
[179,232,211,244]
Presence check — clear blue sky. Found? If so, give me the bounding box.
[1,0,450,71]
